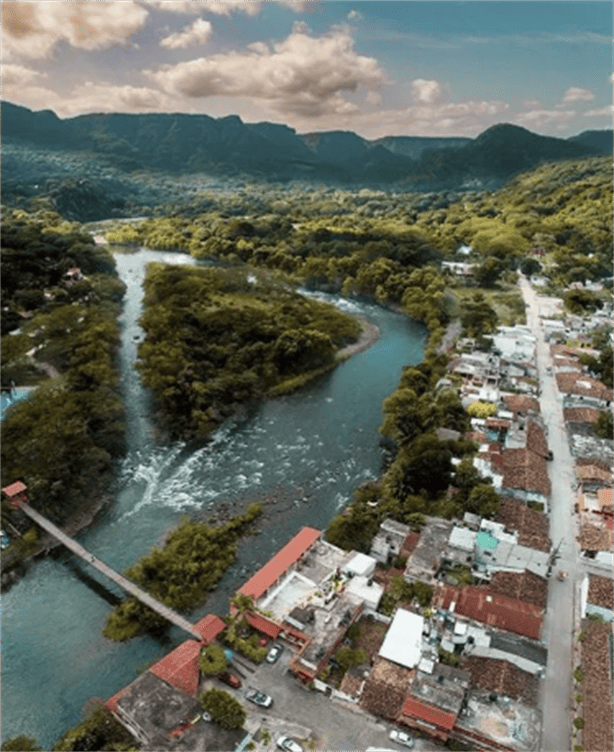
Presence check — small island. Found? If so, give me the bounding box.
[136,264,362,439]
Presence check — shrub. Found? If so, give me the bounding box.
[576,632,587,642]
[572,667,584,683]
[467,401,498,418]
[573,718,585,730]
[198,688,246,730]
[574,693,584,703]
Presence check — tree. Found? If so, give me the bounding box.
[466,483,500,517]
[460,292,498,337]
[563,289,604,315]
[198,688,246,730]
[594,410,613,440]
[474,256,507,288]
[334,646,368,672]
[520,257,542,276]
[199,644,227,676]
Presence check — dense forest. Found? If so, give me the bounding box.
[1,208,126,564]
[135,264,361,438]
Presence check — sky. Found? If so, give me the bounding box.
[2,1,612,140]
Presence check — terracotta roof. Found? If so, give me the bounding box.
[575,464,612,483]
[239,527,321,600]
[106,683,132,715]
[193,614,225,643]
[576,458,612,473]
[525,421,548,457]
[1,481,27,498]
[503,395,540,415]
[401,697,456,731]
[496,497,551,552]
[485,418,511,430]
[401,531,421,558]
[588,575,614,610]
[247,612,282,639]
[463,656,539,707]
[502,448,550,498]
[564,407,600,424]
[488,570,548,609]
[556,372,613,400]
[465,431,489,444]
[597,487,613,508]
[149,639,201,697]
[433,584,543,639]
[581,620,614,752]
[579,524,614,552]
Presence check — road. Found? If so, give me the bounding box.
[519,277,580,752]
[222,650,445,752]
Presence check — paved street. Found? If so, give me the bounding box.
[519,277,580,752]
[228,650,444,752]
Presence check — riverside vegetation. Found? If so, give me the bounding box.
[1,207,126,574]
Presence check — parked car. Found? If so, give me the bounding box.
[246,688,273,708]
[276,736,303,752]
[389,728,414,748]
[266,642,284,663]
[217,672,242,688]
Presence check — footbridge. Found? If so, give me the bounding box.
[17,500,203,641]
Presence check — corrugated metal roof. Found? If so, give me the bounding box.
[402,696,456,731]
[1,481,27,497]
[239,527,321,600]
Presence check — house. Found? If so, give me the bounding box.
[399,664,470,743]
[579,620,614,752]
[556,372,613,408]
[403,518,456,585]
[370,519,413,564]
[378,608,424,670]
[1,480,28,506]
[107,671,245,751]
[501,447,550,509]
[495,497,551,553]
[193,614,225,644]
[432,584,543,640]
[236,526,321,604]
[149,640,202,697]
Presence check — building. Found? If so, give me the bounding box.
[378,608,424,670]
[1,480,28,506]
[370,518,414,565]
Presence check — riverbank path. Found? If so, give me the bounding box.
[17,501,204,641]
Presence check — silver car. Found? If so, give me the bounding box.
[389,729,414,748]
[276,736,303,752]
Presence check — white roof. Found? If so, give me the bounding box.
[345,552,377,577]
[378,608,423,669]
[449,526,477,552]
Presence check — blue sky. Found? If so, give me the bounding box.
[2,1,612,139]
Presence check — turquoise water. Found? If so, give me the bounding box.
[476,530,499,549]
[1,250,425,747]
[1,388,34,421]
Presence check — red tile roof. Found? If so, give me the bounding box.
[193,614,225,644]
[433,585,543,640]
[501,448,550,498]
[1,481,27,498]
[402,697,456,731]
[149,639,201,697]
[239,527,321,600]
[106,684,131,715]
[247,612,282,639]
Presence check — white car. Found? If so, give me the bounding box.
[245,688,273,708]
[389,729,414,748]
[276,736,303,752]
[266,642,284,663]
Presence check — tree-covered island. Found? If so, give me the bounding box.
[135,263,362,439]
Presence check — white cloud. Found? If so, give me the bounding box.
[583,105,614,117]
[142,1,306,17]
[2,63,46,87]
[514,109,576,129]
[160,18,212,48]
[147,23,386,117]
[411,79,442,104]
[347,10,364,22]
[560,87,595,103]
[2,1,149,60]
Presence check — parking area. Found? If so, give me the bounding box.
[229,646,445,752]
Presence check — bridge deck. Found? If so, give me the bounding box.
[19,502,203,641]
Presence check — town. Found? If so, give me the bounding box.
[5,261,608,752]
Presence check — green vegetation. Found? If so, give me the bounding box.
[572,667,584,683]
[438,647,461,667]
[579,347,613,389]
[594,411,613,440]
[198,688,246,730]
[1,736,42,751]
[1,207,126,559]
[103,504,261,641]
[135,264,360,438]
[573,718,585,730]
[378,575,434,616]
[52,708,138,751]
[334,646,368,672]
[199,644,227,676]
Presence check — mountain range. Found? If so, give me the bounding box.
[1,100,611,195]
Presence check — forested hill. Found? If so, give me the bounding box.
[2,101,609,191]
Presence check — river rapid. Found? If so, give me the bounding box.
[1,249,425,747]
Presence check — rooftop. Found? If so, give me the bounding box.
[501,447,550,498]
[496,497,551,553]
[580,619,614,752]
[404,517,455,585]
[378,608,423,670]
[239,526,321,601]
[587,574,614,610]
[193,614,225,644]
[455,688,542,751]
[359,656,414,720]
[462,656,539,706]
[149,640,201,698]
[401,696,457,732]
[433,584,543,640]
[579,523,614,552]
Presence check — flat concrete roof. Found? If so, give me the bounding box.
[379,608,423,669]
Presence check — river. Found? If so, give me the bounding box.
[0,249,425,748]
